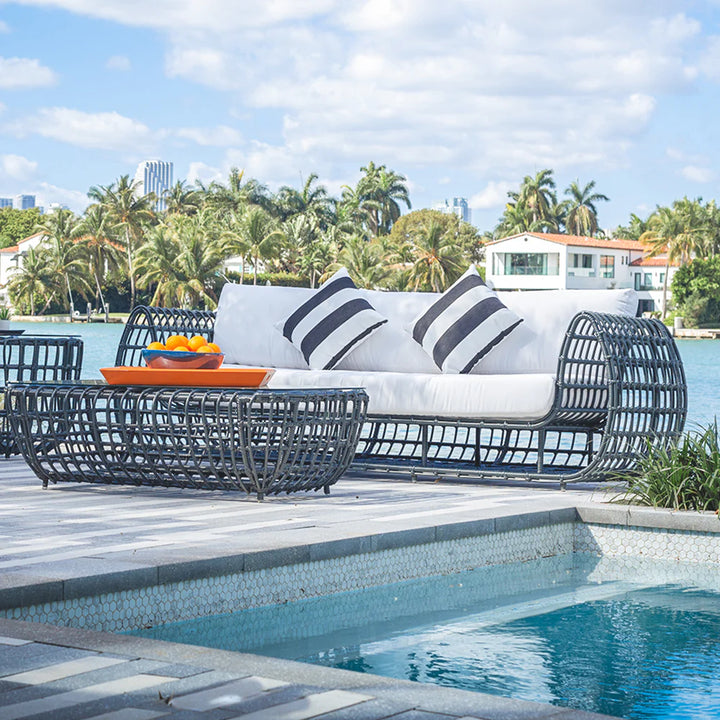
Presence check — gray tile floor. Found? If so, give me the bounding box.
[0,457,626,719]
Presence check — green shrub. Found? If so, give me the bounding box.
[617,422,720,512]
[224,270,310,287]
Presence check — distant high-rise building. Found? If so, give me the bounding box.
[47,202,70,212]
[432,197,471,224]
[133,160,173,211]
[13,194,36,210]
[0,198,12,209]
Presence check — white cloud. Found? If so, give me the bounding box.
[186,161,223,186]
[0,154,38,181]
[175,125,242,147]
[470,181,515,210]
[5,2,711,190]
[0,56,57,88]
[0,20,10,33]
[15,107,154,152]
[36,182,89,213]
[681,165,716,183]
[106,54,131,71]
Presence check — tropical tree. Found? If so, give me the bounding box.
[136,216,224,308]
[355,162,411,235]
[34,209,90,316]
[164,180,201,216]
[88,175,155,309]
[275,173,335,227]
[327,236,390,289]
[7,246,56,315]
[518,169,557,226]
[615,213,651,242]
[220,207,285,285]
[205,168,271,219]
[77,204,124,316]
[564,180,609,236]
[408,220,465,292]
[640,206,697,318]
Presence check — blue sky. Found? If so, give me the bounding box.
[1,0,720,232]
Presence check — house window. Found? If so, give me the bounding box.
[500,252,559,275]
[600,255,615,278]
[644,272,652,287]
[634,273,641,290]
[659,272,665,285]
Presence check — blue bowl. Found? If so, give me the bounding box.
[142,349,224,370]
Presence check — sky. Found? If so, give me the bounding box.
[1,0,720,233]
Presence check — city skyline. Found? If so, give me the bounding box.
[1,2,720,231]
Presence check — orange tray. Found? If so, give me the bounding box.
[100,367,275,388]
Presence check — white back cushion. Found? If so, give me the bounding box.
[214,282,637,374]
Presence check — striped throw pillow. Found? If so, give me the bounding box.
[407,265,523,374]
[277,268,388,370]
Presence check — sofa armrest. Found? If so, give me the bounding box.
[115,306,217,367]
[555,310,687,448]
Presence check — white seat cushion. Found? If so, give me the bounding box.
[230,366,558,421]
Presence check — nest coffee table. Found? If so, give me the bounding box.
[7,382,368,499]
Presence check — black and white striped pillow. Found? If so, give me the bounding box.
[407,265,523,374]
[277,268,388,370]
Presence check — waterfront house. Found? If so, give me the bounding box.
[483,232,679,314]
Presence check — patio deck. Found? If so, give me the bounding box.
[0,458,681,720]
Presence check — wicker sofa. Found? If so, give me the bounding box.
[116,284,687,487]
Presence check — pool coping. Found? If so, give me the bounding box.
[2,503,720,613]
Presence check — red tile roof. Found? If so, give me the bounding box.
[489,232,644,251]
[630,256,679,267]
[0,245,19,253]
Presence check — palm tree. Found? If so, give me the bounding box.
[564,180,609,236]
[34,209,89,317]
[519,169,557,226]
[640,206,697,318]
[7,246,56,316]
[409,220,464,292]
[77,204,123,316]
[616,213,650,242]
[206,167,271,219]
[88,175,155,310]
[136,216,224,308]
[275,173,335,227]
[327,236,390,289]
[164,180,201,216]
[356,162,411,235]
[226,207,285,284]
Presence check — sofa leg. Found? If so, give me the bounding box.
[323,484,330,495]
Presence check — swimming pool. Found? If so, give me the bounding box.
[134,552,720,720]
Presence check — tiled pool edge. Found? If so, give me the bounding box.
[4,505,720,634]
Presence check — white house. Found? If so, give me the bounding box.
[484,232,678,313]
[0,232,47,304]
[629,255,680,315]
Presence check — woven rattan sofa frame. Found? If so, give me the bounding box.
[116,305,687,487]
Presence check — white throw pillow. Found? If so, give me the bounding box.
[406,265,523,374]
[275,268,388,370]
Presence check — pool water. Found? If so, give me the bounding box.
[133,554,720,720]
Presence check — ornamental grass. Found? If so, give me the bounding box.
[618,421,720,512]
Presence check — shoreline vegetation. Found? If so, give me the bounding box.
[0,166,718,327]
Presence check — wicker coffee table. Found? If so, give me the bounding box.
[7,382,368,499]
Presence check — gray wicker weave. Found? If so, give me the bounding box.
[8,383,368,499]
[1,335,83,456]
[114,306,687,487]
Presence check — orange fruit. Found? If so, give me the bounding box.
[187,335,207,351]
[196,345,215,353]
[171,345,190,353]
[147,341,165,350]
[207,342,221,353]
[165,335,189,350]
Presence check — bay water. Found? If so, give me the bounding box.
[9,321,719,428]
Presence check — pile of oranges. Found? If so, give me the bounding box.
[147,335,221,354]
